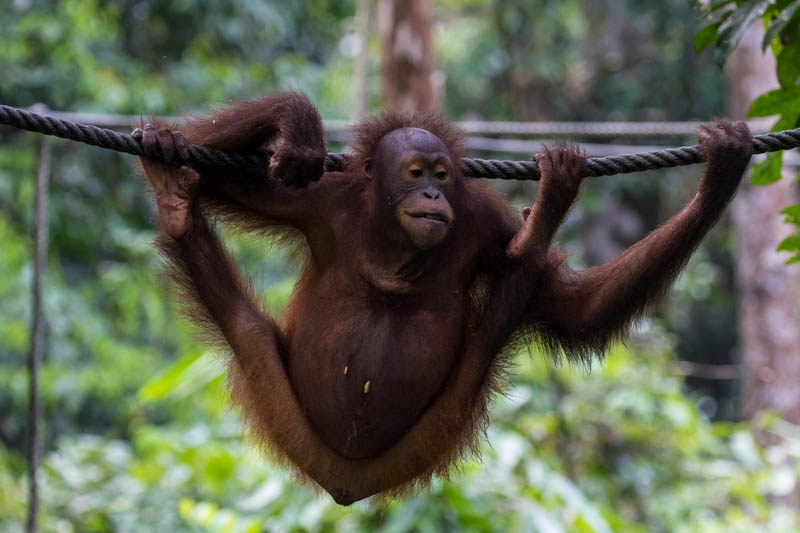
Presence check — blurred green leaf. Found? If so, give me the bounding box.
[763,0,800,51]
[781,204,800,225]
[714,0,771,65]
[695,22,721,53]
[777,43,800,88]
[750,151,784,185]
[748,85,800,117]
[138,349,222,402]
[777,234,800,252]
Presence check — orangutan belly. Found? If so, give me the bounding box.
[286,288,468,459]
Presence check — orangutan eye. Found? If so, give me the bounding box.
[410,168,423,178]
[435,170,447,180]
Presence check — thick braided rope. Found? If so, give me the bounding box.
[2,104,799,181]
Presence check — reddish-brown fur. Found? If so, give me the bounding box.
[135,93,753,505]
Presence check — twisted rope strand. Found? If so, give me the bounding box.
[2,104,798,181]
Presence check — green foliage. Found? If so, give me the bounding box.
[0,0,358,116]
[695,22,722,53]
[696,0,800,262]
[748,85,800,117]
[776,44,800,87]
[3,345,800,532]
[777,204,800,262]
[438,0,726,121]
[750,152,784,185]
[714,0,771,65]
[138,350,220,403]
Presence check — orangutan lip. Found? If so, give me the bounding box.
[406,211,448,223]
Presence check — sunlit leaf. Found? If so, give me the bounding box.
[138,349,222,402]
[777,234,800,252]
[781,205,800,217]
[748,85,800,117]
[781,204,800,225]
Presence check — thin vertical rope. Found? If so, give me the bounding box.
[26,130,50,533]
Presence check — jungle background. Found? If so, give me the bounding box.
[2,0,800,531]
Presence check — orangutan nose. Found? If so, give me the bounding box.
[423,186,440,200]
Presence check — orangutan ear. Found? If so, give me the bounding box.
[363,158,374,180]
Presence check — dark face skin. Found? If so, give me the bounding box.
[370,128,457,250]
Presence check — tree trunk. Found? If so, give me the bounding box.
[378,0,435,112]
[726,23,800,423]
[353,0,375,118]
